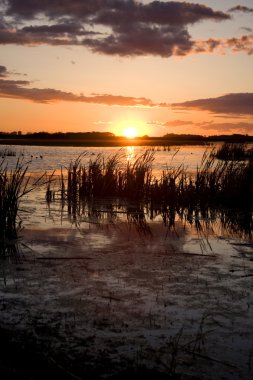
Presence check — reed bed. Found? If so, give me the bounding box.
[215,142,253,161]
[0,157,47,241]
[60,149,253,210]
[0,148,16,158]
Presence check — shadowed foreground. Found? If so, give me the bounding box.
[1,217,253,380]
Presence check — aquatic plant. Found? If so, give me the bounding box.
[0,156,47,240]
[215,142,253,161]
[59,149,253,217]
[60,150,155,202]
[0,148,16,158]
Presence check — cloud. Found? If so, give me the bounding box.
[94,1,229,26]
[83,24,193,57]
[199,122,253,134]
[164,120,193,127]
[5,0,230,23]
[229,5,253,13]
[193,35,253,55]
[0,64,156,106]
[172,93,253,115]
[240,27,252,33]
[0,0,231,57]
[0,65,8,77]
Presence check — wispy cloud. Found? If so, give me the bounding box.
[199,122,253,133]
[172,93,253,116]
[0,0,232,57]
[0,64,156,106]
[164,120,193,127]
[229,5,253,13]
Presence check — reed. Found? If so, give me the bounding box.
[59,149,253,215]
[0,148,16,158]
[0,156,47,241]
[215,142,253,161]
[123,150,154,200]
[60,150,155,202]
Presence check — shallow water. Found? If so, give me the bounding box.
[1,144,253,379]
[1,144,210,174]
[1,143,252,254]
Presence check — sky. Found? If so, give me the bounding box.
[0,0,253,137]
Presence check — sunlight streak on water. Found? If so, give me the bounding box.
[1,144,212,174]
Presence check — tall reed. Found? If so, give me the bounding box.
[59,149,253,214]
[215,142,253,161]
[61,150,155,202]
[0,157,47,240]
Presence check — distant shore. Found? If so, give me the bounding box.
[1,135,253,147]
[0,138,209,147]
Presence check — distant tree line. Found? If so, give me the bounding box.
[0,131,116,140]
[0,131,253,144]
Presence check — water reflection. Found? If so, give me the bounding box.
[47,196,253,254]
[126,146,135,162]
[0,238,24,261]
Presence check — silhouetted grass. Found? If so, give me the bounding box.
[215,143,253,161]
[60,150,155,202]
[59,149,253,211]
[0,148,16,157]
[0,157,47,241]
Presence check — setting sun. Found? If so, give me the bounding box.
[113,119,148,138]
[123,126,137,139]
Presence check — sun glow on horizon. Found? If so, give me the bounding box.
[113,119,148,138]
[123,126,137,139]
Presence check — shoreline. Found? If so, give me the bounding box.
[0,138,208,147]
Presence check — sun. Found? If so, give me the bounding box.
[123,126,138,139]
[113,119,148,138]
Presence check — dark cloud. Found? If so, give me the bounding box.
[0,65,8,77]
[94,1,229,26]
[0,18,82,45]
[172,93,253,115]
[21,23,93,37]
[5,0,106,19]
[0,64,156,106]
[83,24,193,57]
[0,0,231,57]
[229,5,253,13]
[5,0,230,23]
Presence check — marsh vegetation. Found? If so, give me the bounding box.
[215,142,253,161]
[2,147,253,243]
[0,156,48,242]
[59,148,253,210]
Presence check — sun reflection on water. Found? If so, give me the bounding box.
[126,146,135,162]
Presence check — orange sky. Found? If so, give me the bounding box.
[0,0,253,136]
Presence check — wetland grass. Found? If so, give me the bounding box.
[61,150,155,202]
[60,149,253,213]
[0,156,48,243]
[0,148,16,158]
[215,142,253,161]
